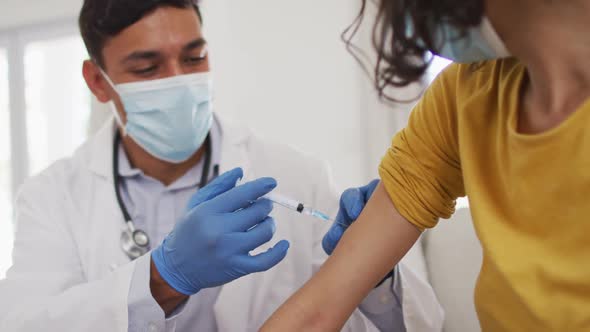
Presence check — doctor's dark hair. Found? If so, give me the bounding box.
[345,0,484,98]
[79,0,202,68]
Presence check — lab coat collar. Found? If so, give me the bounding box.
[87,119,117,181]
[85,113,251,182]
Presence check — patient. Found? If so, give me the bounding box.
[262,0,590,330]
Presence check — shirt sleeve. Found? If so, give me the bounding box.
[128,253,187,332]
[359,267,406,332]
[379,63,465,231]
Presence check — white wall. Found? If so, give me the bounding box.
[201,0,363,190]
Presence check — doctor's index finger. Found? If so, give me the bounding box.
[187,167,244,210]
[228,199,274,232]
[209,177,277,213]
[362,179,380,202]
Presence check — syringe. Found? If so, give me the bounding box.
[264,192,350,227]
[264,191,335,222]
[236,179,345,226]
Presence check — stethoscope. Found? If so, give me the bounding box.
[113,132,219,260]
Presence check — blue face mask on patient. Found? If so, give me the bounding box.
[101,71,213,163]
[408,16,511,63]
[436,17,510,63]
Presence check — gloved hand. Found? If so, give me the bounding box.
[152,167,290,296]
[322,179,380,255]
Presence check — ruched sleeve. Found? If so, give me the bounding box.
[379,64,466,231]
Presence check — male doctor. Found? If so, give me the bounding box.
[0,0,443,331]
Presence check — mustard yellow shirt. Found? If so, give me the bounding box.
[379,59,590,331]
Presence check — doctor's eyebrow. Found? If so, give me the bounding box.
[121,51,161,65]
[120,38,207,65]
[182,38,207,54]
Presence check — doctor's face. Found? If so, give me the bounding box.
[84,6,210,120]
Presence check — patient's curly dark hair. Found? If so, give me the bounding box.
[344,0,484,100]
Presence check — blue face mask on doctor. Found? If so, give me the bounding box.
[101,70,213,163]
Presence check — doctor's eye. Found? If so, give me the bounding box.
[183,46,208,66]
[131,66,158,76]
[184,55,207,66]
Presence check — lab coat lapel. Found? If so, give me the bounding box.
[86,178,132,274]
[87,117,117,182]
[216,114,252,176]
[84,118,134,272]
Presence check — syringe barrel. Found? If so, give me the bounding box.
[264,192,304,213]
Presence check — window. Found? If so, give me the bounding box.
[428,56,453,82]
[24,36,91,175]
[0,48,12,279]
[0,23,92,278]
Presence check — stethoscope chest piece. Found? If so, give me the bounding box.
[120,222,150,260]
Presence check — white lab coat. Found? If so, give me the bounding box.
[0,116,443,332]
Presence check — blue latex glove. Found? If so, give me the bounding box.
[322,179,380,255]
[152,168,290,295]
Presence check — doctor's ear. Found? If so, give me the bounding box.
[82,60,113,103]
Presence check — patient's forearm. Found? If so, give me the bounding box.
[261,184,421,331]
